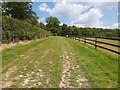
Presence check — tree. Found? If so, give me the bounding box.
[72,27,80,35]
[61,24,68,36]
[46,16,60,28]
[67,26,73,35]
[49,27,60,36]
[39,22,45,29]
[2,2,38,21]
[46,16,61,35]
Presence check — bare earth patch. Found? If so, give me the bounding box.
[69,52,91,88]
[59,49,91,88]
[59,51,72,88]
[76,74,91,88]
[10,51,49,88]
[20,69,44,88]
[2,66,16,88]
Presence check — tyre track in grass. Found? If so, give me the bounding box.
[59,38,91,88]
[2,37,52,88]
[65,41,91,88]
[59,50,72,88]
[2,36,63,88]
[2,37,51,73]
[16,50,49,88]
[2,66,16,88]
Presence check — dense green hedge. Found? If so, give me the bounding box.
[2,17,51,43]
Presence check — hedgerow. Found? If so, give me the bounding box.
[2,16,51,43]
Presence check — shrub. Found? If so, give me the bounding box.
[2,16,51,43]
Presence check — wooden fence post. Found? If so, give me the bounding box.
[72,36,74,39]
[84,37,86,44]
[75,36,77,40]
[95,37,97,49]
[79,36,80,41]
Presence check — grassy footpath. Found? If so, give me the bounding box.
[1,36,118,88]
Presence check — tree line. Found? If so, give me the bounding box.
[40,16,120,37]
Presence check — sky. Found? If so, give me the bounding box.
[32,0,119,29]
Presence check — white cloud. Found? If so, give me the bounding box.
[39,3,50,12]
[96,2,117,11]
[39,1,118,28]
[31,0,119,2]
[38,17,45,22]
[49,3,89,20]
[59,23,63,26]
[39,2,103,28]
[79,2,117,10]
[111,23,119,29]
[31,0,35,2]
[71,8,103,27]
[100,26,111,29]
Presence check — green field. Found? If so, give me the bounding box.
[87,38,118,45]
[1,36,118,88]
[78,37,119,58]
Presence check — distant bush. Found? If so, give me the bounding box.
[2,17,51,43]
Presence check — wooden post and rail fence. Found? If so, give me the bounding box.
[68,35,120,55]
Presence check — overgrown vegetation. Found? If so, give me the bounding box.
[2,16,51,43]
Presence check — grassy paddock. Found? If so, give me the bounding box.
[77,37,119,59]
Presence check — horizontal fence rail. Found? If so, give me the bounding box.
[69,35,120,54]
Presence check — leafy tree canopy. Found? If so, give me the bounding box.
[2,2,38,21]
[46,16,60,28]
